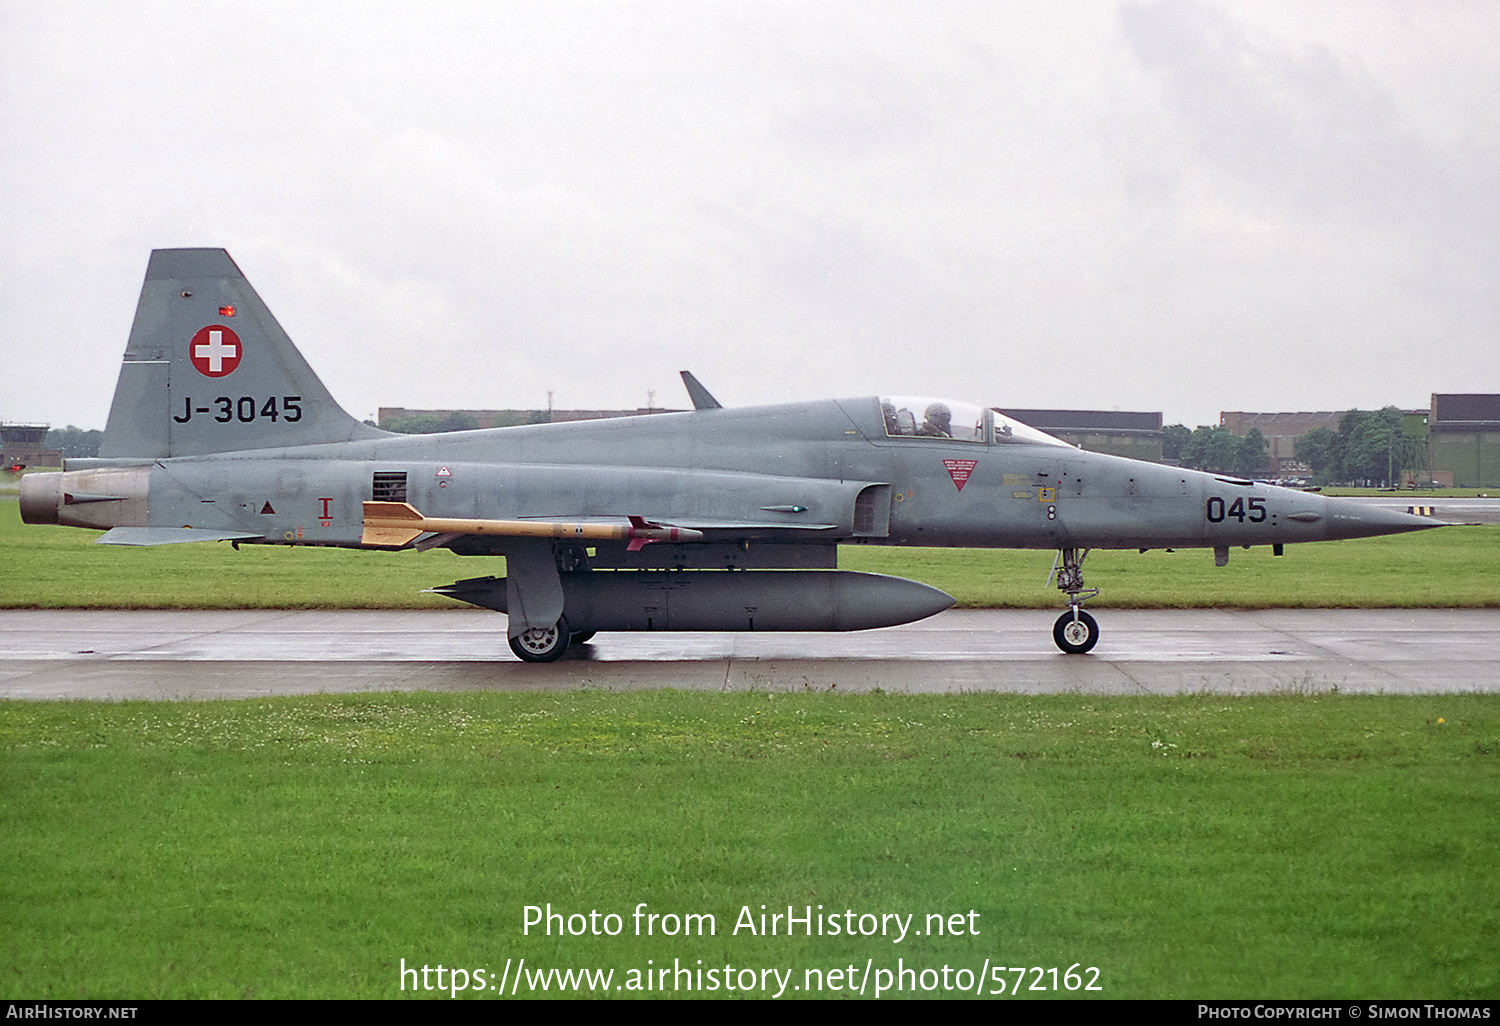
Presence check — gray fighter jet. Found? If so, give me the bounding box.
[21,249,1440,661]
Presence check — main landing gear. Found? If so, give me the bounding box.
[509,616,571,662]
[1050,547,1100,654]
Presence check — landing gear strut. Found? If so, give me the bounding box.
[1050,547,1100,654]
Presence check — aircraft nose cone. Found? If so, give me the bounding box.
[1319,495,1447,540]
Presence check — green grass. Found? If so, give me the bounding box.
[2,691,1496,999]
[841,529,1500,608]
[5,498,1498,609]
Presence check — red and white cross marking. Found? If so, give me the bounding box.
[190,324,242,377]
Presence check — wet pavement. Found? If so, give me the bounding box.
[2,607,1496,698]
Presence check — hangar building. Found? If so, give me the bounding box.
[1221,396,1499,487]
[994,409,1164,462]
[1429,394,1500,488]
[1218,412,1343,477]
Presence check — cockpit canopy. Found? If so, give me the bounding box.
[879,396,1071,447]
[991,410,1072,447]
[880,397,986,442]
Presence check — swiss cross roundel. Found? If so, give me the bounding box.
[189,324,242,377]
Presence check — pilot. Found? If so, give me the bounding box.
[881,400,899,435]
[917,402,952,438]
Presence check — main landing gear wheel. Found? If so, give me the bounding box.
[1053,610,1099,654]
[509,617,570,662]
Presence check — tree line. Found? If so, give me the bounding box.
[1162,424,1270,478]
[42,426,103,458]
[1290,408,1419,487]
[1161,406,1418,485]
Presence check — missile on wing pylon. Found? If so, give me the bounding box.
[430,570,956,632]
[361,500,703,550]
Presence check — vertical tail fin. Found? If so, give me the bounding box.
[100,248,386,457]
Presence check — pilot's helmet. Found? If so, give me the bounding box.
[924,403,952,429]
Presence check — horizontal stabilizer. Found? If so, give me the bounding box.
[97,527,264,546]
[360,501,705,549]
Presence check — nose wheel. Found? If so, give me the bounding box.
[1050,547,1100,654]
[1053,609,1099,654]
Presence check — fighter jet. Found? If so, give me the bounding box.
[20,249,1441,661]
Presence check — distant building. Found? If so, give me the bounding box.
[1219,412,1344,477]
[1429,394,1500,488]
[377,407,684,430]
[996,409,1164,462]
[0,423,60,470]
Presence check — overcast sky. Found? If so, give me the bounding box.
[3,1,1497,431]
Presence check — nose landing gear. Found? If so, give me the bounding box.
[1053,608,1099,654]
[1050,547,1100,654]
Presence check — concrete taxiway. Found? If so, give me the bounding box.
[1,608,1496,698]
[1347,495,1500,524]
